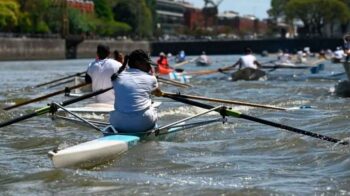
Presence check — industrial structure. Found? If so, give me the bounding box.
[155,0,268,39]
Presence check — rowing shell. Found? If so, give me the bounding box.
[231,68,266,81]
[49,105,223,168]
[48,126,181,168]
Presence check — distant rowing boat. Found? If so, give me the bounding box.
[231,68,266,81]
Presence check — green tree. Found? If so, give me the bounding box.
[0,0,20,31]
[97,20,131,37]
[113,0,153,38]
[19,0,53,33]
[92,0,131,37]
[68,8,97,34]
[285,0,350,37]
[93,0,113,20]
[268,0,290,21]
[145,0,157,32]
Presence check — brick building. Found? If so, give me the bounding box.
[217,11,268,38]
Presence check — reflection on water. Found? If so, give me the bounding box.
[0,56,350,195]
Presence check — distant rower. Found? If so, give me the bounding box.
[85,44,122,104]
[156,52,173,75]
[218,48,265,81]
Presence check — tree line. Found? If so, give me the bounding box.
[269,0,350,37]
[0,0,156,39]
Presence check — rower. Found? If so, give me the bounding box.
[218,47,262,72]
[85,44,122,104]
[113,49,124,63]
[296,50,307,64]
[333,47,345,63]
[109,49,160,133]
[176,50,186,63]
[156,52,173,75]
[277,49,292,64]
[196,51,211,65]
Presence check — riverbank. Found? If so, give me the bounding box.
[0,37,343,61]
[0,38,150,61]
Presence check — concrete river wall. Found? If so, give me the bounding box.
[0,38,150,61]
[151,38,344,55]
[0,37,344,61]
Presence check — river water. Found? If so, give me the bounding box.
[0,56,349,195]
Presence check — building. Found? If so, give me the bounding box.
[217,11,268,38]
[67,0,94,13]
[184,7,206,30]
[155,1,268,38]
[156,0,194,34]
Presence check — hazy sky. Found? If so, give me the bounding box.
[186,0,272,19]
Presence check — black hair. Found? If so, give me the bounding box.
[97,44,110,59]
[128,49,151,68]
[111,49,152,81]
[244,47,252,54]
[113,50,120,58]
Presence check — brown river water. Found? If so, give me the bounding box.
[0,55,349,195]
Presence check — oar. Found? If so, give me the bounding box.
[173,57,197,67]
[157,92,347,145]
[47,79,75,89]
[188,64,237,76]
[156,76,192,88]
[0,87,113,128]
[3,83,91,111]
[33,71,86,88]
[162,92,288,111]
[187,69,220,76]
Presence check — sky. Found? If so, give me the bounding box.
[185,0,272,19]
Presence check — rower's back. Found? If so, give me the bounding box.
[86,44,122,104]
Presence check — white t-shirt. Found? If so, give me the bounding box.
[112,68,158,113]
[279,53,291,63]
[87,58,122,104]
[334,49,344,59]
[199,54,209,63]
[239,54,258,69]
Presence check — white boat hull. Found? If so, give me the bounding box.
[48,135,139,168]
[48,124,186,168]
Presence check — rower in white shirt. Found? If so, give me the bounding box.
[109,49,160,133]
[85,44,122,104]
[333,47,345,63]
[219,47,262,71]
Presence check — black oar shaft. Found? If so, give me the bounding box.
[165,92,286,111]
[61,87,113,106]
[164,94,347,145]
[34,71,85,88]
[0,87,113,128]
[0,106,50,128]
[240,114,345,144]
[47,79,75,89]
[3,83,89,110]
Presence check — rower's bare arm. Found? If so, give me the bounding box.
[218,61,239,72]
